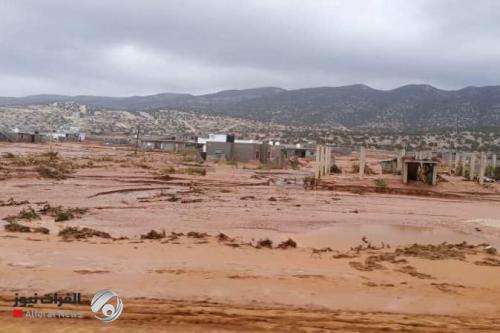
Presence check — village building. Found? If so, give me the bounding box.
[199,134,286,165]
[12,131,45,143]
[402,157,439,185]
[380,158,398,174]
[140,137,200,153]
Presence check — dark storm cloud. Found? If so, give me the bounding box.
[0,0,499,96]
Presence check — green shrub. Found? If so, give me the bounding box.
[374,178,387,189]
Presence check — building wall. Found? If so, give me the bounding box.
[206,141,232,160]
[206,141,262,162]
[233,143,261,162]
[142,141,197,153]
[14,133,44,143]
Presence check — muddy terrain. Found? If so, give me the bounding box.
[1,142,500,332]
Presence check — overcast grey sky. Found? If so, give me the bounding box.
[0,0,499,96]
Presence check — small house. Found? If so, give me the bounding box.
[380,158,398,174]
[140,138,200,153]
[402,158,439,185]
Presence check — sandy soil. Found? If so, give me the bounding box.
[1,142,500,332]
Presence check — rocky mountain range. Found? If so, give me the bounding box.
[1,84,500,131]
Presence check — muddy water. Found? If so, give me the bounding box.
[227,224,498,250]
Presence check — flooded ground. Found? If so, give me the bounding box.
[228,223,498,250]
[1,142,500,332]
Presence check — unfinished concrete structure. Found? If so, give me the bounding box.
[12,132,44,143]
[396,149,405,173]
[141,138,200,153]
[380,158,398,174]
[314,145,332,179]
[203,135,286,167]
[469,152,477,181]
[479,152,486,185]
[280,144,316,160]
[359,147,366,178]
[402,158,438,185]
[493,154,498,178]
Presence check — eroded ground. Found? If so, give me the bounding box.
[1,142,500,332]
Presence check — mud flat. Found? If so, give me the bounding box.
[1,142,500,331]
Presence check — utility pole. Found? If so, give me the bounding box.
[134,126,141,155]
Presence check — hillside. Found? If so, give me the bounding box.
[1,85,500,130]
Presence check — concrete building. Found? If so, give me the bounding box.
[380,158,398,174]
[402,158,439,185]
[201,134,286,165]
[42,132,85,142]
[12,132,44,143]
[141,138,200,153]
[280,144,316,159]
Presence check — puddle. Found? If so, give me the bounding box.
[463,219,500,228]
[227,224,497,250]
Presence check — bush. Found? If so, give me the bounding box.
[36,164,70,180]
[330,164,342,174]
[59,227,111,240]
[161,166,176,174]
[352,162,376,175]
[32,227,50,234]
[4,222,31,233]
[183,167,207,176]
[3,206,40,222]
[374,178,387,189]
[277,238,297,249]
[256,238,273,249]
[140,229,166,239]
[40,204,88,222]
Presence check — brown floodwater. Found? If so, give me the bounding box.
[227,224,498,250]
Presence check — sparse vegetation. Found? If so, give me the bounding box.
[330,164,342,174]
[140,229,166,239]
[4,151,75,179]
[374,178,387,191]
[39,204,88,222]
[182,167,207,176]
[255,238,273,249]
[59,226,111,240]
[0,198,29,206]
[4,222,31,233]
[352,162,376,175]
[277,238,297,249]
[4,221,49,234]
[186,231,208,238]
[3,206,40,223]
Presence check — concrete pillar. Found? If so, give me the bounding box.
[479,152,486,185]
[432,165,438,185]
[461,155,467,177]
[402,162,408,184]
[492,154,497,177]
[359,147,366,178]
[396,149,404,173]
[470,152,476,181]
[326,146,332,175]
[315,145,321,179]
[448,152,453,174]
[454,152,460,171]
[323,146,328,176]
